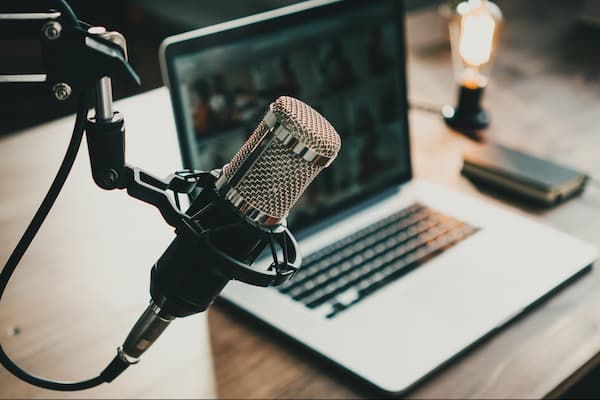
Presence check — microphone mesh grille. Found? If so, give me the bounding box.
[222,120,268,179]
[272,96,341,158]
[222,97,341,222]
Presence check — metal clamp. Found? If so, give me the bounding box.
[0,10,140,100]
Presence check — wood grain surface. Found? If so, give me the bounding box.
[0,89,215,399]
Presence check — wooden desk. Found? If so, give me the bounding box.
[3,2,600,398]
[0,89,215,399]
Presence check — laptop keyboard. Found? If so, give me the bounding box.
[277,203,479,319]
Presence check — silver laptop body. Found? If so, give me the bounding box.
[160,0,597,393]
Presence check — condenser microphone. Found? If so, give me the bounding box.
[118,96,341,364]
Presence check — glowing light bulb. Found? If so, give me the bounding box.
[459,9,496,66]
[441,0,503,136]
[446,0,502,88]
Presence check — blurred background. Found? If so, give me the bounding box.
[1,0,599,136]
[0,0,441,136]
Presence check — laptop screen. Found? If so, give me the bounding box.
[165,0,410,230]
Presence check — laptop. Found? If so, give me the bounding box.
[159,0,598,393]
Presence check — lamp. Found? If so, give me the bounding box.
[441,0,502,139]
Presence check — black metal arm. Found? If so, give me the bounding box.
[84,106,220,228]
[124,167,219,228]
[0,7,139,100]
[0,1,302,392]
[0,3,192,228]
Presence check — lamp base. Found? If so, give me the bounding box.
[443,86,489,141]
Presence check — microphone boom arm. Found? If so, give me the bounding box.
[0,2,305,388]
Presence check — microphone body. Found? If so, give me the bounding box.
[150,184,271,318]
[120,97,341,362]
[122,183,273,359]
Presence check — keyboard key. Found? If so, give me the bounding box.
[277,203,480,318]
[335,288,360,307]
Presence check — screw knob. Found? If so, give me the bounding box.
[43,21,62,40]
[52,83,72,101]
